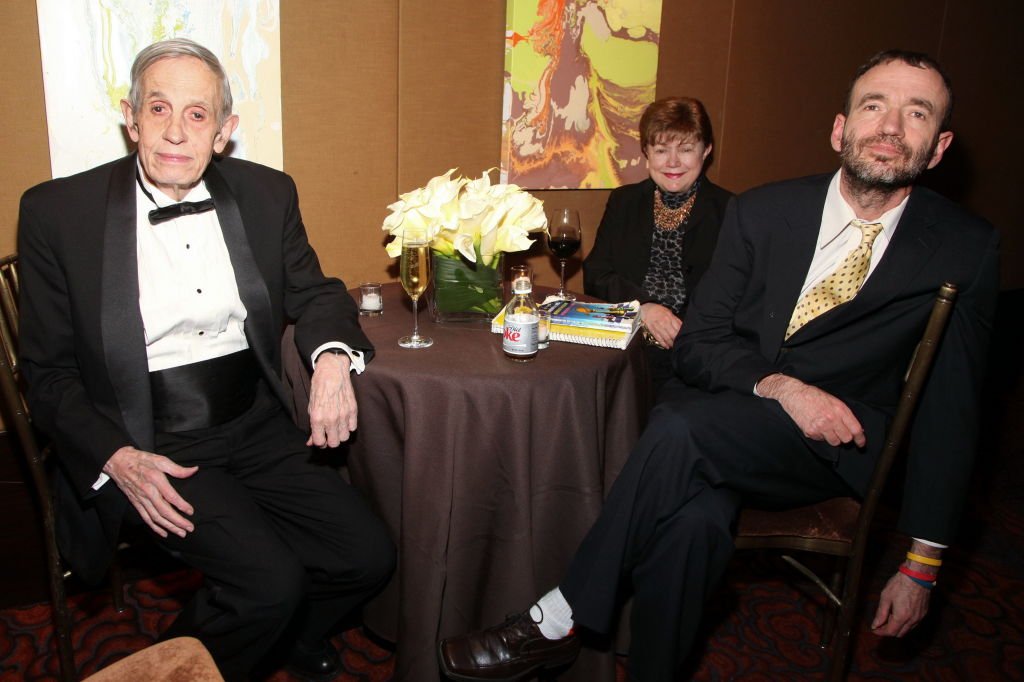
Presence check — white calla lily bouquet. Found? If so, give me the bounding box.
[382,169,548,316]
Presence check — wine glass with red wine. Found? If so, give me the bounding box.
[547,208,582,301]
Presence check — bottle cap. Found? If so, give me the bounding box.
[512,275,532,293]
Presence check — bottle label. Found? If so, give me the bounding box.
[503,313,538,356]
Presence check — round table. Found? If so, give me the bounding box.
[284,282,650,681]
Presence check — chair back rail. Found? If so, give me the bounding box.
[0,254,76,682]
[0,254,19,374]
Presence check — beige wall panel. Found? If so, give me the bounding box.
[656,0,733,188]
[281,2,399,286]
[718,0,943,193]
[933,2,1023,289]
[395,1,506,193]
[0,0,52,255]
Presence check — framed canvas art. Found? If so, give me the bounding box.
[501,0,662,189]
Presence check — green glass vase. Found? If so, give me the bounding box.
[429,251,505,324]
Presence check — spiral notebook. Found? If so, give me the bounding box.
[490,298,642,350]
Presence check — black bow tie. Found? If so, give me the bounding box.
[148,199,215,225]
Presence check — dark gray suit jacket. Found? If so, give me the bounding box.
[675,173,999,544]
[18,153,372,581]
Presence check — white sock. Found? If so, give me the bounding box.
[528,587,575,640]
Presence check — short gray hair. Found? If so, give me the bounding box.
[127,38,233,123]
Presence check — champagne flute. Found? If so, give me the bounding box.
[547,208,582,301]
[398,226,433,348]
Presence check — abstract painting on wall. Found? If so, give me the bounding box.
[35,0,282,179]
[501,0,662,189]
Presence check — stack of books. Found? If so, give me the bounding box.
[491,297,642,349]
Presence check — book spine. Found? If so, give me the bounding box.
[549,330,626,349]
[548,324,629,349]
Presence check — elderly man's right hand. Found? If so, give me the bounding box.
[103,446,197,538]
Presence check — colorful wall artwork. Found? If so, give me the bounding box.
[35,0,282,179]
[501,0,662,189]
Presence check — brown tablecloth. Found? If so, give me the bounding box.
[284,283,649,681]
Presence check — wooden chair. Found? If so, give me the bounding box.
[81,637,224,682]
[734,282,958,681]
[0,253,125,682]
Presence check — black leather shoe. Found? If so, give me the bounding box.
[285,639,342,681]
[438,611,580,681]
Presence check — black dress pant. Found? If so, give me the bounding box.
[560,383,858,681]
[136,386,395,681]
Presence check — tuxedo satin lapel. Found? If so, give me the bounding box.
[763,180,830,355]
[789,189,939,343]
[100,155,155,450]
[203,164,277,375]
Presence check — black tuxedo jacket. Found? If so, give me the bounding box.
[583,177,733,308]
[675,173,999,544]
[18,153,372,581]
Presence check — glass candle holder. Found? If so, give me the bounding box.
[359,282,383,316]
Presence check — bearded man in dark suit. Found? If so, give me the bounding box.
[440,49,999,682]
[18,38,394,681]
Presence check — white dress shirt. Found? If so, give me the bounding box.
[796,170,908,297]
[135,173,249,371]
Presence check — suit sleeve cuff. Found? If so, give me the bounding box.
[312,342,366,374]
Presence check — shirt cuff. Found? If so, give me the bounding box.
[912,537,948,549]
[92,472,110,490]
[312,342,366,374]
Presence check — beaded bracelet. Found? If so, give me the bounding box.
[899,565,936,589]
[900,565,939,583]
[906,551,942,567]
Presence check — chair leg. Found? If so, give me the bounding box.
[42,518,75,681]
[820,557,846,648]
[828,620,853,682]
[827,582,859,682]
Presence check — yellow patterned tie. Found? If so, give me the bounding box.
[786,220,884,339]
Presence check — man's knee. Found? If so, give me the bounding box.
[637,403,701,469]
[360,536,396,591]
[341,524,396,593]
[311,513,395,594]
[244,555,307,621]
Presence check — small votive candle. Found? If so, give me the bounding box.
[359,283,383,316]
[537,308,551,349]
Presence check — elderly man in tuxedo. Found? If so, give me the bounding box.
[19,38,394,681]
[440,49,999,681]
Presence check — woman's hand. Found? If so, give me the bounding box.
[640,303,682,349]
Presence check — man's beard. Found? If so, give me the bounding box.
[840,131,937,193]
